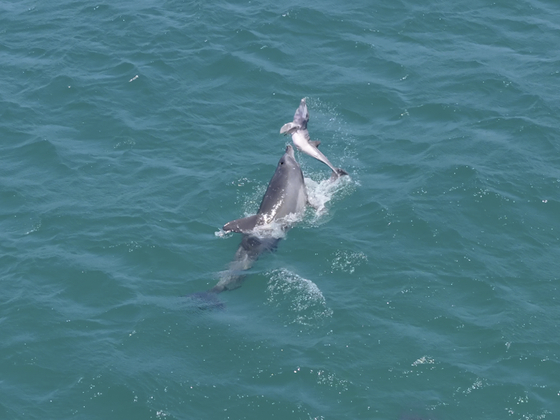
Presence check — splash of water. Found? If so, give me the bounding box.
[266,268,333,325]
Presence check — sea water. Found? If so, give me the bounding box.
[1,1,559,419]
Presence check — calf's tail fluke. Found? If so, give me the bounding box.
[330,167,349,181]
[336,167,348,176]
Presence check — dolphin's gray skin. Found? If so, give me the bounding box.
[189,145,308,303]
[222,144,308,235]
[280,98,348,178]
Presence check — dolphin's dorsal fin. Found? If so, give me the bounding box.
[309,140,321,148]
[280,122,300,135]
[223,214,262,233]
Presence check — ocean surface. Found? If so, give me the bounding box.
[1,0,559,419]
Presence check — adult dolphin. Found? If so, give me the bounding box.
[280,98,348,178]
[189,145,309,304]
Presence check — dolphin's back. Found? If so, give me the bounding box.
[256,150,307,224]
[207,145,307,299]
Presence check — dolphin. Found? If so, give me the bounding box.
[280,98,348,178]
[189,145,309,302]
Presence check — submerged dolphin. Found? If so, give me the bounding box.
[190,145,309,301]
[280,98,348,178]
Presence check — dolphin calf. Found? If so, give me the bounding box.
[190,145,309,302]
[280,98,348,178]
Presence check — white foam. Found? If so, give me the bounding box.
[251,220,287,239]
[266,268,333,325]
[330,250,368,274]
[214,228,229,238]
[304,174,353,224]
[215,218,290,239]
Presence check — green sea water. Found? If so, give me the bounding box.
[1,1,559,419]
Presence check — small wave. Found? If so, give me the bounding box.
[266,268,332,325]
[25,219,42,235]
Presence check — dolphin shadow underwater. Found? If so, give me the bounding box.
[188,145,313,308]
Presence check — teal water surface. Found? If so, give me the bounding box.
[1,1,559,419]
